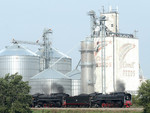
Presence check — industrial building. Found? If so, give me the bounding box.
[81,8,141,95]
[10,29,74,95]
[0,7,144,96]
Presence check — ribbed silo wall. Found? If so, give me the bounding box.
[49,58,72,74]
[0,56,40,81]
[72,79,80,96]
[29,78,72,95]
[39,57,44,71]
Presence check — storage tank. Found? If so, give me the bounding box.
[66,69,81,96]
[36,47,72,74]
[0,44,40,81]
[29,68,72,95]
[80,37,95,94]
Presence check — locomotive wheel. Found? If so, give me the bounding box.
[125,104,130,108]
[56,102,61,107]
[93,104,99,108]
[37,102,43,108]
[101,103,106,108]
[37,104,42,108]
[43,103,47,108]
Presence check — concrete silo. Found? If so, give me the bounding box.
[80,37,95,94]
[94,36,139,95]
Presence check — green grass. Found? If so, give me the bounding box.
[32,109,142,113]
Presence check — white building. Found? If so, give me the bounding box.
[93,9,140,95]
[80,8,141,95]
[101,10,119,33]
[94,36,139,95]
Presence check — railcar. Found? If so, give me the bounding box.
[63,94,90,107]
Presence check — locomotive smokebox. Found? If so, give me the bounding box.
[80,37,95,94]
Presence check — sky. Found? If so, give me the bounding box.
[0,0,149,78]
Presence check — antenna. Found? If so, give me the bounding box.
[109,6,112,12]
[102,6,105,13]
[116,6,119,12]
[134,30,138,37]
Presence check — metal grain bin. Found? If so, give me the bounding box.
[0,44,40,81]
[66,69,81,96]
[36,47,72,74]
[29,68,72,95]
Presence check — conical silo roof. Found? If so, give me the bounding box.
[30,68,69,80]
[66,69,81,80]
[36,47,70,58]
[0,44,37,56]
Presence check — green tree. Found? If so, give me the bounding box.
[131,95,140,107]
[137,80,150,113]
[0,73,32,113]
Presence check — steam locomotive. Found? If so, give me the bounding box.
[32,92,132,108]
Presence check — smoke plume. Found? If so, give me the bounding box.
[51,83,64,93]
[116,80,125,92]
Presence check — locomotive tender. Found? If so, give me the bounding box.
[32,92,132,108]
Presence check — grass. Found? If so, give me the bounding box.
[32,109,143,113]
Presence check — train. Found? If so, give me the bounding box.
[32,92,132,108]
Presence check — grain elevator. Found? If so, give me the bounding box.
[81,8,140,95]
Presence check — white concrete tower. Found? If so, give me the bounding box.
[101,6,119,33]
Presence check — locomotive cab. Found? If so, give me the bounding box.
[124,93,132,108]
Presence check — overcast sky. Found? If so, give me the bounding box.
[0,0,149,78]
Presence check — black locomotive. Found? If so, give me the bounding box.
[32,92,132,108]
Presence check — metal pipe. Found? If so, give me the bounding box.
[113,35,116,92]
[101,25,103,94]
[103,20,106,94]
[100,16,106,94]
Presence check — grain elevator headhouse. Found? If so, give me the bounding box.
[81,7,139,95]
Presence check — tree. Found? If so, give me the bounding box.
[131,95,139,107]
[0,73,32,113]
[137,80,150,113]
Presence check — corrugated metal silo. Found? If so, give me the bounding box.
[66,69,81,96]
[36,47,72,74]
[0,44,40,81]
[29,68,72,95]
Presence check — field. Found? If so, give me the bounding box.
[32,108,143,113]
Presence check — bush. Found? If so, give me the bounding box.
[137,80,150,113]
[0,73,32,113]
